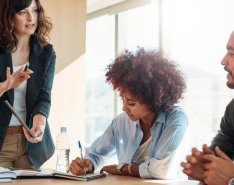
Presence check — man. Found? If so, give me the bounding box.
[181,30,234,185]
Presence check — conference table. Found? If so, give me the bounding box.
[9,175,203,185]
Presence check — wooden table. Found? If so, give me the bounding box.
[8,175,203,185]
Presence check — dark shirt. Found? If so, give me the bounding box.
[210,98,234,159]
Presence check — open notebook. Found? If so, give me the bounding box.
[53,171,106,181]
[0,167,106,181]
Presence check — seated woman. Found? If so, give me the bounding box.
[69,47,188,179]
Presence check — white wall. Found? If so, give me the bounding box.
[43,55,86,169]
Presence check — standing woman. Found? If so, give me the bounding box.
[0,0,55,169]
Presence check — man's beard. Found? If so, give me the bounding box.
[227,73,234,89]
[227,81,234,89]
[224,67,234,89]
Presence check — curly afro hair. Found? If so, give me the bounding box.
[105,47,186,113]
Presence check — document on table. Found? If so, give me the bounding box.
[53,171,107,181]
[0,167,106,181]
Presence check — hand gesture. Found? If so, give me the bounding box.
[180,144,213,181]
[0,67,32,95]
[202,146,234,185]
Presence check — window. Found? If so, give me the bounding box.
[85,3,159,145]
[85,15,115,144]
[85,0,234,149]
[162,0,234,146]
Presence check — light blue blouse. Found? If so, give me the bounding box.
[85,106,188,179]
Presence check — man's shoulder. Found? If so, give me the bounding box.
[226,98,234,110]
[229,98,234,104]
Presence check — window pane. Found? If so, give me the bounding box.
[116,2,160,114]
[162,0,234,146]
[118,3,159,51]
[85,15,115,144]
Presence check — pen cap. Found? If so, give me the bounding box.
[60,127,67,133]
[56,127,70,173]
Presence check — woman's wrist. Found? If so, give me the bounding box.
[127,164,133,176]
[119,163,134,176]
[88,162,94,173]
[0,82,7,96]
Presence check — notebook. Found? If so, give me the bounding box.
[53,171,107,181]
[0,167,106,181]
[0,167,17,179]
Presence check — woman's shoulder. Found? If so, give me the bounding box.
[112,112,130,123]
[0,47,9,54]
[111,112,135,128]
[30,36,55,53]
[43,42,54,50]
[109,113,138,135]
[168,106,186,115]
[164,106,188,123]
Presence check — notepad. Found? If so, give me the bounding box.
[0,168,106,181]
[53,171,107,181]
[0,167,17,179]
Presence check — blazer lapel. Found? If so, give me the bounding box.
[26,39,47,110]
[0,51,14,103]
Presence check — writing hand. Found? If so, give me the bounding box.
[69,157,94,175]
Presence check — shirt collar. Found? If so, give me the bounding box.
[134,111,166,128]
[155,112,166,124]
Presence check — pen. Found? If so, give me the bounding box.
[19,65,29,77]
[24,65,29,71]
[78,140,86,175]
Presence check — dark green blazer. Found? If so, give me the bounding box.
[0,36,55,169]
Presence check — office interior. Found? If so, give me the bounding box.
[40,0,234,169]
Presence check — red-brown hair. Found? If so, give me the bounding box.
[105,47,186,113]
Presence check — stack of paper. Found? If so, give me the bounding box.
[0,167,106,181]
[0,167,17,183]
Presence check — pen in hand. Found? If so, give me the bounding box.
[24,65,29,71]
[20,64,33,77]
[78,140,86,175]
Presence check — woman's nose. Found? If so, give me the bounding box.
[27,12,34,22]
[122,104,126,112]
[122,102,128,112]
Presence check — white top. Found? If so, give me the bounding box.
[9,63,28,126]
[131,137,152,164]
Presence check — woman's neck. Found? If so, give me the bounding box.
[140,112,157,131]
[140,112,156,144]
[12,35,30,66]
[16,36,30,52]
